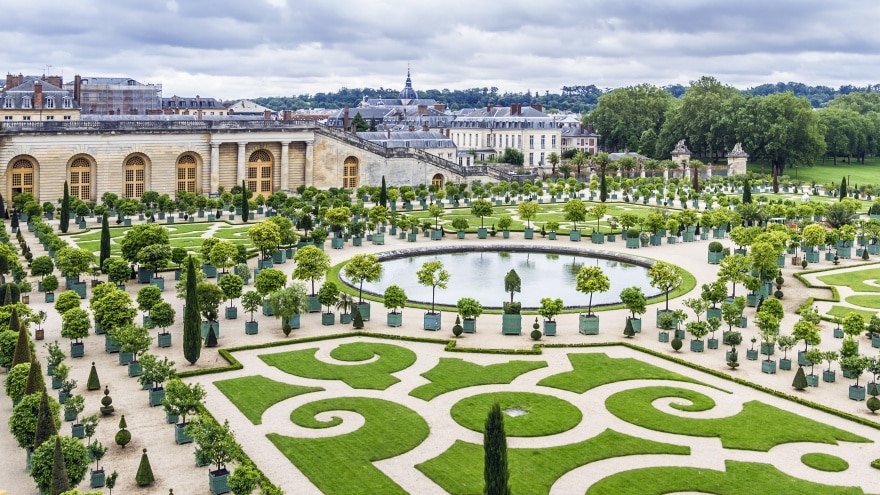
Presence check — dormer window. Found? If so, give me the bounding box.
[45,97,55,109]
[3,97,12,109]
[22,96,32,109]
[63,97,72,109]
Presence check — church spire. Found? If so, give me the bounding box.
[398,64,417,101]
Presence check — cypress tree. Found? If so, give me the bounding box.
[10,210,18,230]
[11,313,31,367]
[840,177,848,201]
[135,448,155,486]
[99,214,111,271]
[24,352,45,396]
[34,389,58,449]
[10,301,20,329]
[60,181,70,234]
[241,180,249,224]
[51,436,71,495]
[86,362,101,391]
[4,284,12,306]
[692,166,700,193]
[0,254,8,285]
[379,176,388,208]
[792,366,808,390]
[183,256,201,365]
[742,177,752,204]
[599,172,608,203]
[483,402,511,495]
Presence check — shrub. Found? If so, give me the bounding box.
[708,241,723,253]
[29,435,89,493]
[115,415,131,448]
[135,448,155,486]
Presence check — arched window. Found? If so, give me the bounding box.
[10,159,35,199]
[69,157,92,201]
[431,173,444,188]
[247,150,273,196]
[124,156,146,198]
[343,157,359,189]
[177,154,197,193]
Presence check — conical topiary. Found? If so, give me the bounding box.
[135,448,155,486]
[100,386,114,415]
[205,325,218,348]
[10,311,30,367]
[352,305,364,329]
[115,415,130,448]
[792,366,808,391]
[34,389,58,450]
[86,362,101,391]
[727,349,740,369]
[24,352,45,396]
[623,318,635,338]
[51,436,70,495]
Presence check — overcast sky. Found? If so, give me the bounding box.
[3,0,878,102]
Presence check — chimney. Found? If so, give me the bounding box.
[387,129,391,139]
[587,123,594,134]
[579,123,584,134]
[510,103,516,115]
[350,123,357,134]
[5,73,13,90]
[73,75,82,104]
[196,95,202,121]
[418,104,427,115]
[46,75,62,87]
[283,110,292,121]
[343,105,350,130]
[531,103,542,112]
[422,123,429,132]
[409,125,415,131]
[487,103,493,112]
[434,103,446,112]
[33,81,42,109]
[263,109,272,120]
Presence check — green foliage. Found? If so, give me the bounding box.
[268,283,309,336]
[108,324,151,360]
[253,267,287,296]
[410,358,547,401]
[215,375,322,425]
[10,315,31,366]
[55,247,94,279]
[248,221,282,258]
[136,284,163,313]
[648,261,682,311]
[10,390,61,449]
[382,285,406,313]
[54,290,82,316]
[119,224,170,264]
[86,362,100,391]
[792,366,808,390]
[101,258,130,286]
[538,353,703,393]
[5,362,30,401]
[163,378,205,425]
[138,353,176,389]
[483,402,512,495]
[91,286,136,334]
[575,265,610,315]
[196,282,225,321]
[342,253,382,302]
[135,448,154,486]
[503,269,521,304]
[149,301,175,330]
[241,290,262,321]
[183,256,201,365]
[619,287,647,318]
[186,416,243,472]
[456,297,484,320]
[30,435,88,494]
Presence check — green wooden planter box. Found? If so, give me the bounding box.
[423,312,441,331]
[524,228,534,239]
[463,318,477,333]
[707,338,718,349]
[579,314,600,335]
[779,358,792,370]
[708,251,723,264]
[356,302,371,321]
[626,237,640,249]
[746,349,759,360]
[307,295,321,313]
[245,321,259,335]
[262,300,274,316]
[105,334,120,354]
[128,361,143,377]
[202,263,218,278]
[200,321,220,340]
[658,331,669,343]
[225,306,238,320]
[150,277,164,291]
[761,359,777,374]
[287,314,301,330]
[569,230,581,242]
[157,332,172,348]
[387,312,403,327]
[590,232,604,244]
[543,320,556,336]
[690,339,705,352]
[823,370,836,383]
[805,374,819,387]
[850,385,866,401]
[340,313,352,324]
[501,313,522,335]
[149,388,165,407]
[70,342,85,358]
[322,313,336,326]
[90,469,105,488]
[209,469,231,495]
[175,423,193,444]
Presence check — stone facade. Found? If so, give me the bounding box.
[727,142,748,176]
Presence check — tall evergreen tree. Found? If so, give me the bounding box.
[99,214,111,270]
[11,311,31,367]
[742,177,752,204]
[24,352,45,396]
[34,389,58,449]
[50,436,70,495]
[241,180,249,224]
[599,172,608,203]
[840,177,848,201]
[183,256,201,365]
[692,166,700,193]
[379,176,388,208]
[60,181,70,234]
[483,402,511,495]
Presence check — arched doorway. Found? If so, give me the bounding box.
[343,156,359,189]
[431,173,445,189]
[68,156,93,201]
[176,154,197,194]
[124,155,146,199]
[9,158,36,201]
[247,150,273,196]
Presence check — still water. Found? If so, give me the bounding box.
[348,250,656,309]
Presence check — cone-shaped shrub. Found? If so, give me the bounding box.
[11,311,30,367]
[51,436,70,495]
[352,305,364,329]
[34,389,58,449]
[86,362,100,391]
[24,353,45,396]
[623,318,635,338]
[135,448,155,486]
[483,402,511,495]
[205,325,218,348]
[115,415,130,448]
[792,366,808,390]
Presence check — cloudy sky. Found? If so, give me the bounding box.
[3,0,878,101]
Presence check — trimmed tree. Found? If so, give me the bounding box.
[99,214,111,270]
[483,402,511,495]
[60,181,70,234]
[648,261,682,311]
[416,260,450,314]
[267,283,310,336]
[575,265,610,316]
[183,256,201,365]
[343,253,383,303]
[292,245,331,296]
[135,448,155,486]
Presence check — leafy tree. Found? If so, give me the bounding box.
[61,308,91,344]
[590,83,674,152]
[501,147,524,166]
[470,199,494,228]
[137,353,176,390]
[241,291,262,322]
[109,324,150,362]
[248,221,282,259]
[163,378,205,425]
[30,435,88,494]
[292,245,331,296]
[209,241,238,274]
[219,273,244,310]
[92,286,136,334]
[10,391,60,449]
[537,297,563,322]
[31,255,54,279]
[317,281,340,313]
[55,247,94,281]
[383,285,407,314]
[136,244,171,278]
[185,416,243,473]
[183,256,201,365]
[417,260,450,314]
[648,261,682,311]
[483,402,511,495]
[5,362,31,402]
[619,286,647,320]
[343,253,382,302]
[576,265,610,316]
[267,283,310,336]
[136,285,162,316]
[504,269,521,305]
[119,224,169,265]
[563,198,587,231]
[517,201,539,229]
[102,258,130,286]
[54,290,81,316]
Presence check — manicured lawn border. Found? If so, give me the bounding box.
[801,452,850,472]
[450,391,582,437]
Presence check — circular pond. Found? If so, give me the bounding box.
[344,247,658,309]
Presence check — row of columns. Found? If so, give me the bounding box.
[207,139,314,193]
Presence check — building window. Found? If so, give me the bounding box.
[540,152,545,165]
[177,154,197,193]
[63,97,72,109]
[3,98,12,109]
[124,156,146,198]
[69,157,91,201]
[529,136,534,149]
[4,116,11,120]
[10,158,35,198]
[63,115,71,120]
[431,173,444,188]
[45,116,54,120]
[22,116,31,121]
[540,135,545,149]
[45,97,55,109]
[551,135,556,148]
[529,153,534,166]
[343,156,359,189]
[22,97,31,109]
[247,150,273,196]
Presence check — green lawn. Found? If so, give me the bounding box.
[819,268,880,293]
[416,429,689,495]
[749,159,880,189]
[845,295,880,309]
[828,305,878,321]
[268,397,429,495]
[801,452,850,473]
[66,221,254,257]
[587,460,871,495]
[537,352,710,393]
[259,342,417,390]
[409,358,547,401]
[450,392,582,437]
[604,386,868,451]
[213,375,323,425]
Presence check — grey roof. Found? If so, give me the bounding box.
[161,96,223,109]
[608,151,647,161]
[4,77,66,93]
[357,130,456,149]
[560,123,599,138]
[76,77,156,87]
[226,99,272,114]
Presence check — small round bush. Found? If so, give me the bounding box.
[708,241,723,253]
[671,337,683,352]
[531,328,542,341]
[775,290,784,299]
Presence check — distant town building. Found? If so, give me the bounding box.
[225,99,275,118]
[161,96,227,116]
[449,103,559,167]
[1,74,80,122]
[64,76,162,115]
